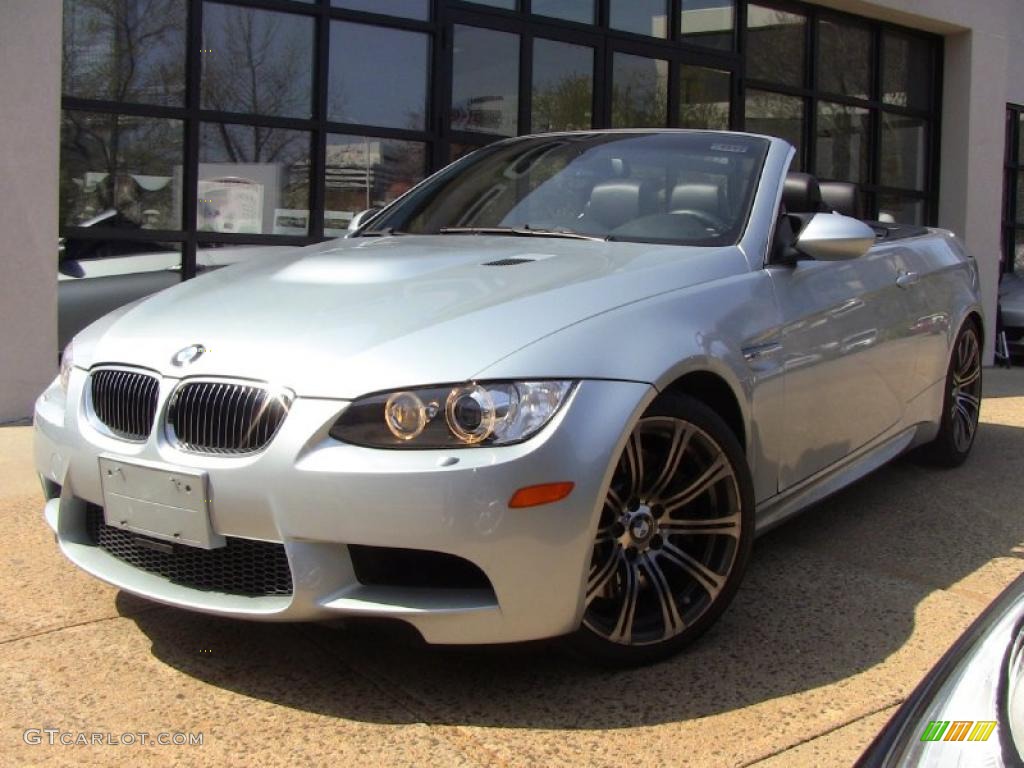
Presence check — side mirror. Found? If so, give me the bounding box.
[347,207,381,232]
[794,213,876,262]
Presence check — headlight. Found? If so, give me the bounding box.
[59,341,74,392]
[331,381,575,448]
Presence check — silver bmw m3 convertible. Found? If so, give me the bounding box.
[35,131,984,664]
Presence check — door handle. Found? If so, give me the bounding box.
[896,271,920,288]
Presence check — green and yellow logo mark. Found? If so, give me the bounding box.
[920,720,997,742]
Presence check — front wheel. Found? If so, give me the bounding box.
[570,392,755,666]
[920,320,983,467]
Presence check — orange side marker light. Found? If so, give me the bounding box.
[508,482,575,509]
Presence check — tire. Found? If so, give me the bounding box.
[920,320,983,468]
[569,392,755,666]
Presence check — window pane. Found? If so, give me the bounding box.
[679,66,730,130]
[747,5,805,88]
[202,3,314,119]
[877,194,925,226]
[882,32,932,110]
[681,0,735,51]
[1015,230,1024,272]
[532,39,594,132]
[816,101,871,183]
[331,0,429,20]
[464,0,515,8]
[61,111,183,229]
[329,23,429,130]
[881,114,927,191]
[198,123,310,235]
[451,26,519,136]
[324,135,427,236]
[532,0,594,24]
[745,90,804,170]
[611,53,668,128]
[818,19,872,99]
[62,0,186,105]
[609,0,668,38]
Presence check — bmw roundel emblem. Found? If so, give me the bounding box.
[171,344,206,367]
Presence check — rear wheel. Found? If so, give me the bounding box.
[921,320,983,467]
[571,393,754,666]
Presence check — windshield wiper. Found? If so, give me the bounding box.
[437,226,606,242]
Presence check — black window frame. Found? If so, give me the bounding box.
[737,0,942,224]
[1003,104,1024,274]
[59,0,941,284]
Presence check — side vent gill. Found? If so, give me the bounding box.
[481,258,536,267]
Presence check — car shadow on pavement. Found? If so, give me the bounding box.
[120,419,1024,730]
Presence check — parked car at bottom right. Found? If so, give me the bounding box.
[859,573,1024,766]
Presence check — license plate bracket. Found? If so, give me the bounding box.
[98,456,224,549]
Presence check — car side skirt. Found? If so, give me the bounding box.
[753,423,927,535]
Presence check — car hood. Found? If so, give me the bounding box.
[75,234,747,398]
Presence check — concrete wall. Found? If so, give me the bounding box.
[817,0,1024,363]
[0,0,61,421]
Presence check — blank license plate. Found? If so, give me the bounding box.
[98,456,224,549]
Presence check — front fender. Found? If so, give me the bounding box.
[474,268,785,501]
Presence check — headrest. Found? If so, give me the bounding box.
[819,181,861,219]
[595,157,631,178]
[588,180,646,230]
[670,183,722,216]
[783,172,825,214]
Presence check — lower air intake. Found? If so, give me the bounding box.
[85,504,292,596]
[348,544,492,591]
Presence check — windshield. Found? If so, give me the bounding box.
[367,132,770,246]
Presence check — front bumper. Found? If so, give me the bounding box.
[34,372,652,644]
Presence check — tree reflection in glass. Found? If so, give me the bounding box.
[62,0,187,106]
[746,5,806,88]
[817,19,872,100]
[816,102,870,183]
[201,4,313,119]
[679,66,730,130]
[745,90,804,170]
[611,53,668,128]
[532,39,594,133]
[882,32,932,111]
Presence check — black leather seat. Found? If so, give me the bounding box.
[774,172,828,262]
[669,183,723,219]
[819,181,862,219]
[782,172,828,214]
[587,179,659,231]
